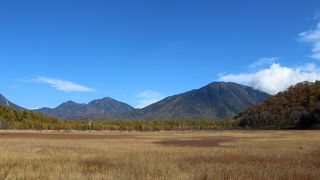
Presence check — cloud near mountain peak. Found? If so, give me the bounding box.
[218,63,320,94]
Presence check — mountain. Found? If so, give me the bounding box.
[37,101,84,119]
[69,97,135,119]
[37,97,135,119]
[0,93,23,109]
[37,82,269,120]
[237,81,320,129]
[137,82,270,119]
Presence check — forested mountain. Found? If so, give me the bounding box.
[237,81,320,129]
[137,82,270,119]
[37,97,135,119]
[37,100,84,119]
[36,82,269,120]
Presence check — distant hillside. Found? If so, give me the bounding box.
[36,82,269,119]
[237,81,320,129]
[0,93,24,109]
[137,82,270,119]
[37,100,85,119]
[37,97,135,119]
[37,82,269,120]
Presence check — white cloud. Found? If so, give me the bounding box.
[300,23,320,60]
[34,76,95,92]
[136,90,164,109]
[248,57,278,68]
[29,108,39,110]
[218,63,320,94]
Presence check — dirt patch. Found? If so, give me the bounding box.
[0,132,135,140]
[154,137,233,147]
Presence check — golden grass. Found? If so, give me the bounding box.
[0,130,319,180]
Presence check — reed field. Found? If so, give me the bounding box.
[0,130,319,180]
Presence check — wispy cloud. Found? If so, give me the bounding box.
[218,63,320,94]
[136,90,164,109]
[248,57,278,69]
[33,76,95,92]
[9,84,20,89]
[315,10,320,20]
[300,22,320,60]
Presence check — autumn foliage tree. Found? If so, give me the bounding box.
[237,81,320,129]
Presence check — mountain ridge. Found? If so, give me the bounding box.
[136,82,270,119]
[0,93,24,109]
[1,82,270,120]
[37,97,135,119]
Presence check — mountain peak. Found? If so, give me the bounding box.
[37,97,134,119]
[89,97,114,103]
[53,100,84,112]
[207,81,245,87]
[61,100,80,106]
[139,82,270,119]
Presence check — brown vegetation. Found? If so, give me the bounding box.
[0,130,319,179]
[238,81,320,129]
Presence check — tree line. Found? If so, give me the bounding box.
[0,105,237,130]
[4,81,319,131]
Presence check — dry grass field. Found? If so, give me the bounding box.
[0,130,319,180]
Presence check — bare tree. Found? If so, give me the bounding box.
[88,120,93,132]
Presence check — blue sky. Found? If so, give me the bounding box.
[1,0,320,109]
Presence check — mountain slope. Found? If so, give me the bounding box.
[37,82,270,120]
[237,81,320,129]
[137,82,270,119]
[0,93,23,109]
[37,97,135,119]
[37,101,84,119]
